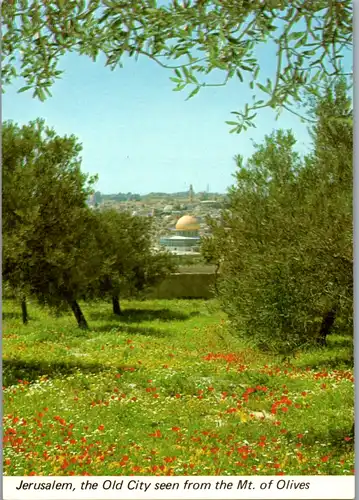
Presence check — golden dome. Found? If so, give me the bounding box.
[175,215,200,231]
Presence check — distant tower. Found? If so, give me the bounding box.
[189,184,194,203]
[88,191,96,208]
[206,184,210,193]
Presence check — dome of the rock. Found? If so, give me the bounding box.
[175,215,200,231]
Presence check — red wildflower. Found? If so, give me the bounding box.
[226,407,237,414]
[149,429,162,438]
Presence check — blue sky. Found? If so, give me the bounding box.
[3,45,318,195]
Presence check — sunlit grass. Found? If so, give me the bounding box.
[3,298,354,476]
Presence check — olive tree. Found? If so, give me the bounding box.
[2,1,352,130]
[88,209,176,315]
[210,79,352,355]
[2,119,101,329]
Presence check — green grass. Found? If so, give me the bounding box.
[3,298,354,476]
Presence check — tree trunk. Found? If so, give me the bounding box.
[69,299,88,329]
[214,261,220,295]
[112,295,123,316]
[317,308,336,346]
[21,298,28,325]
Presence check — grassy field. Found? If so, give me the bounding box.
[3,298,354,476]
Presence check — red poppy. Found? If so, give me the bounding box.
[149,429,162,438]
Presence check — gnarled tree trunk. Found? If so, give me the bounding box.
[68,299,88,329]
[112,295,122,316]
[317,308,336,346]
[21,297,28,325]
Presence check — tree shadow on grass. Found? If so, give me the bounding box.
[91,323,171,338]
[289,426,354,451]
[3,358,129,387]
[2,311,23,320]
[299,356,354,370]
[294,342,354,370]
[88,308,200,323]
[328,335,353,348]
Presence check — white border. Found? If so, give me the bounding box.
[3,476,355,500]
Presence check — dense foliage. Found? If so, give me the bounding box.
[204,80,352,355]
[2,1,352,131]
[2,120,175,328]
[2,119,99,326]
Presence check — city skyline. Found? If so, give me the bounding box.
[91,185,226,196]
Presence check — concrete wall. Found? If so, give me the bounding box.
[149,273,217,299]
